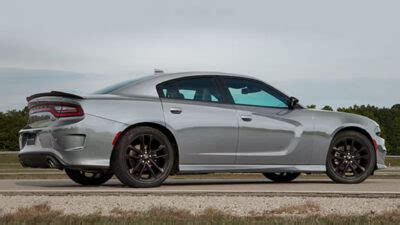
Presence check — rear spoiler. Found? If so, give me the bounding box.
[27,91,83,101]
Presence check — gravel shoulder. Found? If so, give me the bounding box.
[0,195,399,217]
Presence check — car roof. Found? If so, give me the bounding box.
[138,71,260,84]
[113,71,264,98]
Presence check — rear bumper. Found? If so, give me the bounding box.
[18,114,125,170]
[18,152,109,170]
[19,152,64,169]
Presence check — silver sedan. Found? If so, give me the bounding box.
[18,72,387,187]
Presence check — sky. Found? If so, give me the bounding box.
[0,0,399,111]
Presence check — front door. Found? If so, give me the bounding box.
[221,77,312,165]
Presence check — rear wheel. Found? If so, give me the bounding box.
[263,172,300,182]
[65,169,113,186]
[326,131,375,184]
[112,127,175,188]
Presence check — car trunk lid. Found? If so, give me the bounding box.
[26,91,84,129]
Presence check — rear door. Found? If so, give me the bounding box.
[220,77,312,165]
[158,76,238,165]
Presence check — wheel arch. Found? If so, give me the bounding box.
[110,122,180,175]
[331,126,374,147]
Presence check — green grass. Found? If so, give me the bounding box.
[0,173,68,179]
[0,163,23,169]
[0,204,399,225]
[0,154,19,164]
[386,156,400,167]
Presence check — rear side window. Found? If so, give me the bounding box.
[158,77,222,103]
[224,78,288,108]
[93,76,152,94]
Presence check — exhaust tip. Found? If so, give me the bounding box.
[47,159,59,169]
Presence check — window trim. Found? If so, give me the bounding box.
[218,76,291,109]
[156,75,302,110]
[156,75,228,104]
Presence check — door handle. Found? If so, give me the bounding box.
[240,115,252,122]
[170,107,182,114]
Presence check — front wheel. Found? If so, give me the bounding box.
[326,131,376,184]
[65,169,113,186]
[263,172,300,182]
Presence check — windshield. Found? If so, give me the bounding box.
[92,76,152,94]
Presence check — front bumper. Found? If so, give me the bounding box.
[375,136,387,169]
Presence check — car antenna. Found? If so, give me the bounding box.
[154,69,164,75]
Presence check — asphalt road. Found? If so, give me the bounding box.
[0,178,399,197]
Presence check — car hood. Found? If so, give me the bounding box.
[311,109,379,128]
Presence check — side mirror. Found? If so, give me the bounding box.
[288,97,299,110]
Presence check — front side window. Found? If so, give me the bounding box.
[224,78,288,108]
[158,77,222,103]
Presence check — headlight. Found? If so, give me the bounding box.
[374,126,382,137]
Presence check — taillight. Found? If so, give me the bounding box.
[29,102,84,118]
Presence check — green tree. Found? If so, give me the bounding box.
[391,104,400,110]
[392,116,400,155]
[307,104,317,109]
[321,105,333,111]
[0,108,28,151]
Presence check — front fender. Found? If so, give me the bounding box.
[310,110,379,165]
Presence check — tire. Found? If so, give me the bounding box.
[263,172,300,182]
[112,126,175,188]
[326,131,376,184]
[65,168,113,186]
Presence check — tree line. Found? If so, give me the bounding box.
[0,105,399,154]
[0,107,28,152]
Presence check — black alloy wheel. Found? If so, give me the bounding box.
[112,127,174,188]
[326,131,375,183]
